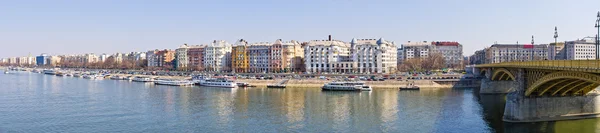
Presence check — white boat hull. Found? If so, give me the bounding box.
[154,81,194,86]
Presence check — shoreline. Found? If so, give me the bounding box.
[235,79,479,89]
[6,67,479,89]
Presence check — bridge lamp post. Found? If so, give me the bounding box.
[595,11,600,60]
[554,26,558,68]
[516,41,519,62]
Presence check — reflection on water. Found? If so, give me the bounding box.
[478,92,600,133]
[2,73,600,132]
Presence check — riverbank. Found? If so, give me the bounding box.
[8,67,477,89]
[236,79,479,89]
[94,74,479,89]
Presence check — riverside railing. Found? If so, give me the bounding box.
[476,60,600,73]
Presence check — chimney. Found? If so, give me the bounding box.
[328,35,332,41]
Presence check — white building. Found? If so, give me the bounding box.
[565,37,596,60]
[135,52,146,61]
[99,54,108,62]
[351,38,398,73]
[431,42,464,68]
[248,42,272,73]
[304,39,352,73]
[403,41,432,59]
[204,40,232,72]
[175,44,189,70]
[112,53,124,63]
[486,44,549,63]
[83,53,99,63]
[7,57,17,64]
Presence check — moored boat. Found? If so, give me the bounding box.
[193,76,237,88]
[132,76,154,82]
[83,74,104,80]
[399,83,420,90]
[56,72,65,76]
[322,81,372,91]
[154,79,194,86]
[236,82,250,87]
[110,75,125,80]
[267,84,286,88]
[43,70,57,75]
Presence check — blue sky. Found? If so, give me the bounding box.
[1,0,599,57]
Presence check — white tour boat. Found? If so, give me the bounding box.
[154,79,194,86]
[193,76,237,88]
[322,81,372,91]
[132,76,154,82]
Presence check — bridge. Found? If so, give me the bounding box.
[475,60,600,122]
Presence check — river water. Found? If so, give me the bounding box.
[0,72,598,133]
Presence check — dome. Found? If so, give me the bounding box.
[377,38,385,45]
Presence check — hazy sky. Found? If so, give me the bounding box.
[1,0,600,57]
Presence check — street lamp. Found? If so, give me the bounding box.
[517,41,519,61]
[554,26,558,60]
[531,35,535,61]
[596,11,600,59]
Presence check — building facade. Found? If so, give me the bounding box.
[280,40,304,73]
[204,40,232,72]
[403,41,432,59]
[485,43,548,63]
[248,42,271,73]
[564,37,596,60]
[548,42,566,60]
[431,41,463,68]
[231,39,249,73]
[187,45,205,71]
[157,50,175,68]
[175,44,189,70]
[397,45,404,68]
[146,50,158,67]
[469,49,486,65]
[36,54,49,66]
[304,39,352,73]
[351,38,398,73]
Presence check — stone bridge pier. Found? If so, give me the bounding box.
[478,66,600,122]
[479,68,518,94]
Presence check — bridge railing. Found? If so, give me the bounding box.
[476,60,600,71]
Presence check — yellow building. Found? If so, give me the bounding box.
[232,39,249,73]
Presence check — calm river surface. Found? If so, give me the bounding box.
[1,72,599,133]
